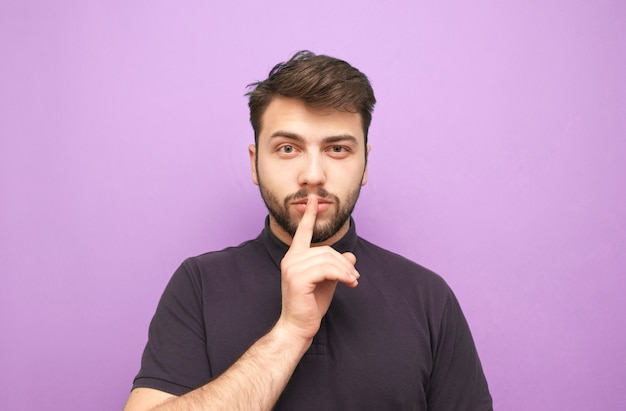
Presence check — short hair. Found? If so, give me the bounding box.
[246,50,376,144]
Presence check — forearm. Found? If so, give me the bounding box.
[125,197,356,411]
[152,324,311,411]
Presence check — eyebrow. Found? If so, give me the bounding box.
[269,131,359,145]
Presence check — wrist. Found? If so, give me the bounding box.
[270,319,314,357]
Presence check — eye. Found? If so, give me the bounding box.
[327,145,350,158]
[280,145,295,154]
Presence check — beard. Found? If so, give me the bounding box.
[259,185,362,244]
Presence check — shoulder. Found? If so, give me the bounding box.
[181,236,267,273]
[356,236,448,286]
[162,236,268,294]
[353,236,458,317]
[191,236,264,261]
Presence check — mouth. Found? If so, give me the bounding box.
[291,197,332,213]
[292,197,331,205]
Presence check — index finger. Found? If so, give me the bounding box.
[289,195,318,251]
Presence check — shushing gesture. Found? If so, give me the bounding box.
[277,194,360,342]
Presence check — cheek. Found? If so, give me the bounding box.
[257,161,291,187]
[336,161,366,185]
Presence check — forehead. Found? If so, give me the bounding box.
[258,97,364,144]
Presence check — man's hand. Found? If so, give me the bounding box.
[124,195,360,411]
[277,194,360,341]
[123,195,361,411]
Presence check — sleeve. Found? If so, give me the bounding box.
[426,288,493,411]
[132,259,212,395]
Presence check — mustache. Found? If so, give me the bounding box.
[284,188,338,204]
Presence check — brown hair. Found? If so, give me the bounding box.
[246,50,376,144]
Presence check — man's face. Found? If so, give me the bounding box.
[249,96,369,246]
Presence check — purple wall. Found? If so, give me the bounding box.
[1,1,625,409]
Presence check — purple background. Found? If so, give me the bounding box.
[1,1,625,410]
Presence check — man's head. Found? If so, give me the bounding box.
[247,50,376,146]
[247,51,376,246]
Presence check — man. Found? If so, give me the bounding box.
[124,51,492,410]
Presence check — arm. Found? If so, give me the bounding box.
[124,323,311,411]
[426,290,492,410]
[123,195,360,411]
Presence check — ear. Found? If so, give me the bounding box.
[361,145,371,186]
[249,144,259,185]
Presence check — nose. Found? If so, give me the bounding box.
[297,153,326,187]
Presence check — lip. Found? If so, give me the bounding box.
[292,197,332,212]
[292,197,331,205]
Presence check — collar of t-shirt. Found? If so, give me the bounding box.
[259,216,359,269]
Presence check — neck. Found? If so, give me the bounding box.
[268,217,351,247]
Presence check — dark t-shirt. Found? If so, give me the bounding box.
[133,218,492,410]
